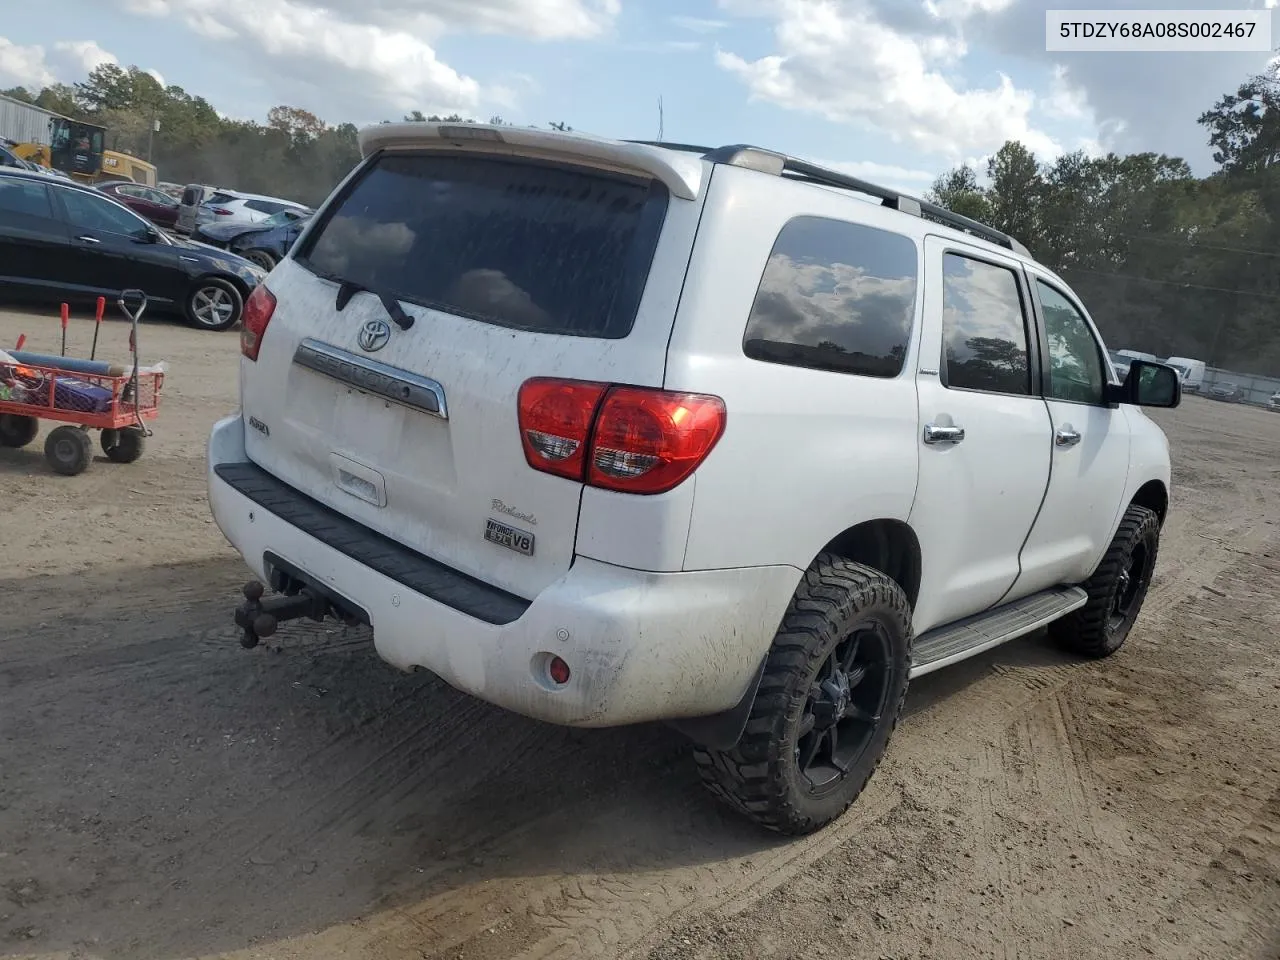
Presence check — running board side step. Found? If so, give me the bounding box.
[909,586,1089,678]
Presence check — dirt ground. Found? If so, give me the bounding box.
[1,305,1278,960]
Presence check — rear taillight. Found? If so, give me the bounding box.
[240,285,276,361]
[518,378,726,495]
[517,378,608,481]
[212,207,233,216]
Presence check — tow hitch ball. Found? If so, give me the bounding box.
[234,580,328,649]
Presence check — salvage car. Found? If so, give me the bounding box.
[94,180,181,229]
[208,124,1181,836]
[1209,381,1244,402]
[193,209,310,270]
[0,167,264,331]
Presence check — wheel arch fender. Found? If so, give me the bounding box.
[669,517,921,751]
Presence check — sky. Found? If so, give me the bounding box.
[1,0,1277,193]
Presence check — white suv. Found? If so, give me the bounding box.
[208,123,1182,835]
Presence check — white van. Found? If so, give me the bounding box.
[1164,356,1205,393]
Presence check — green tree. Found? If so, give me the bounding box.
[1199,71,1280,173]
[926,164,990,222]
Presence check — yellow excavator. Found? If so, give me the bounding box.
[0,92,157,186]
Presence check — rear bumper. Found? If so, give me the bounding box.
[207,414,800,727]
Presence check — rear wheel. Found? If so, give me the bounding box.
[693,555,913,835]
[0,414,39,448]
[100,427,146,463]
[44,425,93,476]
[1051,504,1160,658]
[185,278,244,332]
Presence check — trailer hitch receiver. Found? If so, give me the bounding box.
[234,580,329,648]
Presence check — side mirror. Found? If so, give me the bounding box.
[1112,360,1181,408]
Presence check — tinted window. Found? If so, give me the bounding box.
[208,191,237,205]
[296,153,669,338]
[0,179,55,220]
[60,189,149,238]
[245,198,286,214]
[741,217,917,378]
[941,254,1031,395]
[1037,280,1105,404]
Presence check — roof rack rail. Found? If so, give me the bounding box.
[627,139,1030,257]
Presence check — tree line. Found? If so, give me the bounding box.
[4,63,1277,374]
[2,65,571,211]
[927,69,1280,376]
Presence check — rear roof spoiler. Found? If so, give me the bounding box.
[357,122,706,201]
[356,124,1032,256]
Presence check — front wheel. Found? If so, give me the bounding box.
[185,278,244,332]
[100,427,146,463]
[45,425,93,476]
[242,249,277,271]
[693,555,913,835]
[1051,503,1160,658]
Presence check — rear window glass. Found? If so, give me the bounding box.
[207,191,237,205]
[295,153,670,338]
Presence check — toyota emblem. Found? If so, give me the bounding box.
[357,318,392,353]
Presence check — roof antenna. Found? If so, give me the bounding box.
[657,96,664,142]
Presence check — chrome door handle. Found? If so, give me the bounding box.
[76,235,100,244]
[1055,426,1082,447]
[924,423,965,445]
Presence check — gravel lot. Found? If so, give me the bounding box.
[1,305,1278,960]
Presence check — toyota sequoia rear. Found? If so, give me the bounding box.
[208,125,798,730]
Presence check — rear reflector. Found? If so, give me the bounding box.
[240,285,277,361]
[518,378,725,495]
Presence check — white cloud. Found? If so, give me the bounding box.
[123,0,620,42]
[0,36,170,97]
[923,0,1014,18]
[0,38,57,89]
[108,0,620,122]
[820,158,939,195]
[715,0,1065,163]
[671,15,728,33]
[1044,64,1088,121]
[53,40,119,74]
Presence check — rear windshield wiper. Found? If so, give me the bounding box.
[333,278,414,331]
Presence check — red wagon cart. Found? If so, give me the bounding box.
[0,290,165,476]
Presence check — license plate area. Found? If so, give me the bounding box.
[484,518,535,556]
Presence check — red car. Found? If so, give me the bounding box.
[94,181,181,229]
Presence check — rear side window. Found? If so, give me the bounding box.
[295,153,670,338]
[741,216,918,379]
[941,253,1031,396]
[245,198,285,214]
[0,179,55,219]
